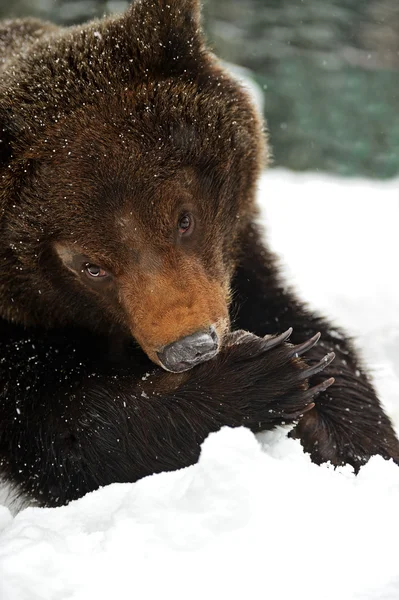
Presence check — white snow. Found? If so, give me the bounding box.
[1,170,399,600]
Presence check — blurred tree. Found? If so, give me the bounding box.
[205,0,399,178]
[0,0,398,178]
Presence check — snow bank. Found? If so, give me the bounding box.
[1,427,399,600]
[1,171,398,600]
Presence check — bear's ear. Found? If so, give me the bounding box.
[130,0,201,31]
[112,0,205,77]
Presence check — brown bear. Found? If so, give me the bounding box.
[0,0,398,508]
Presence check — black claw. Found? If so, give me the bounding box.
[299,352,335,381]
[288,332,321,359]
[262,327,293,351]
[302,377,335,401]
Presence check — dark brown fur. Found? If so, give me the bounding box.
[0,0,398,507]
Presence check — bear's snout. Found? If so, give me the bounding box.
[156,326,219,372]
[119,259,230,369]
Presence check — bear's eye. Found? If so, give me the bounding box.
[83,263,108,278]
[178,212,194,236]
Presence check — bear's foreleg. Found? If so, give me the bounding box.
[0,320,332,506]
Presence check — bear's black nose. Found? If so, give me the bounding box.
[157,327,219,373]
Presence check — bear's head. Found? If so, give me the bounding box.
[0,0,266,372]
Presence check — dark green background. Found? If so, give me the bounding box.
[1,0,398,178]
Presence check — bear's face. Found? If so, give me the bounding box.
[0,1,266,372]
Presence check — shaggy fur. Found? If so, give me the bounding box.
[0,0,398,507]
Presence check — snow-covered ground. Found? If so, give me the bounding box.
[1,171,398,600]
